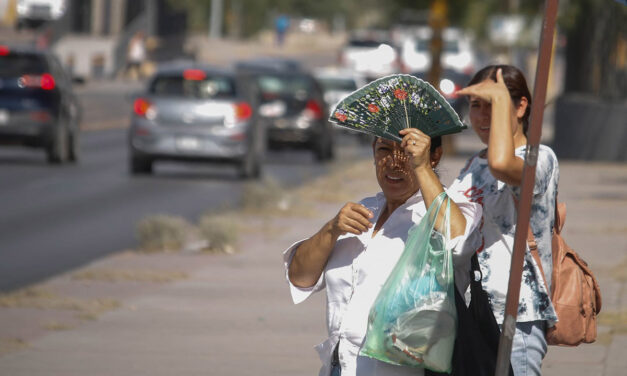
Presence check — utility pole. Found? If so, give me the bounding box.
[494,0,560,374]
[209,0,223,39]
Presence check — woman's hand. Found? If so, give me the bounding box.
[330,202,374,237]
[399,128,432,170]
[456,68,510,103]
[288,202,373,288]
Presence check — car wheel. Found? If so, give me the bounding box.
[130,154,153,175]
[238,150,261,180]
[46,125,69,164]
[68,130,80,163]
[314,133,334,162]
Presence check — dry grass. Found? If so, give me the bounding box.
[197,214,238,253]
[598,310,627,333]
[0,338,29,356]
[240,177,314,216]
[72,269,188,283]
[43,321,75,331]
[0,287,120,320]
[609,257,627,282]
[135,215,191,252]
[295,159,377,205]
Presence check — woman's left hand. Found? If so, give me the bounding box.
[399,128,431,170]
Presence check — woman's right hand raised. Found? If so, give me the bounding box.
[329,203,374,237]
[456,67,510,103]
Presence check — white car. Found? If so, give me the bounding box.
[313,67,366,109]
[401,27,476,75]
[339,32,399,80]
[16,0,66,28]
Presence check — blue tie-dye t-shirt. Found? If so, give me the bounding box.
[449,144,559,324]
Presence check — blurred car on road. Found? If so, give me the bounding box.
[235,58,334,161]
[339,30,400,81]
[313,66,371,143]
[16,0,67,29]
[313,67,366,109]
[401,27,476,75]
[128,62,262,178]
[0,44,81,163]
[410,68,471,123]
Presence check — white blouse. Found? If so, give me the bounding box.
[283,190,482,376]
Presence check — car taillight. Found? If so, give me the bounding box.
[0,45,9,56]
[133,98,152,117]
[305,100,323,120]
[18,73,56,90]
[234,102,253,121]
[183,69,206,81]
[40,73,55,90]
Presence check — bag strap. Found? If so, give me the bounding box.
[511,193,550,290]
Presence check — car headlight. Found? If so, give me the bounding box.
[439,79,456,96]
[17,3,29,15]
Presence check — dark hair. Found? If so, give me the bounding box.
[467,65,532,135]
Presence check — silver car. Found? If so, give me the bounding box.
[128,64,262,178]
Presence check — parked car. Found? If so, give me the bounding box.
[313,67,366,109]
[339,30,400,81]
[235,58,334,161]
[128,63,262,178]
[401,27,476,75]
[16,0,66,29]
[313,66,372,143]
[410,68,472,123]
[0,44,81,163]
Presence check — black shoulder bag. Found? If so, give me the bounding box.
[427,253,514,376]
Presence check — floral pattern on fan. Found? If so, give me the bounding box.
[330,74,466,142]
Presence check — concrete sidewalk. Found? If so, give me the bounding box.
[0,148,625,375]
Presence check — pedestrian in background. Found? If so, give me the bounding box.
[126,31,146,80]
[283,130,482,376]
[451,65,559,375]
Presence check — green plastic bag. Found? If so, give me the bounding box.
[360,192,457,373]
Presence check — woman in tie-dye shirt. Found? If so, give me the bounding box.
[449,65,559,376]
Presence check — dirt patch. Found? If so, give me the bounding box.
[72,269,188,283]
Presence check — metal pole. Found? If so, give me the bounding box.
[494,0,559,375]
[209,0,223,39]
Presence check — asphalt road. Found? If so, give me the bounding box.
[0,113,370,292]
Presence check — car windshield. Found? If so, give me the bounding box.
[256,75,312,101]
[149,74,236,99]
[415,39,460,53]
[443,40,459,53]
[317,77,357,92]
[0,54,48,77]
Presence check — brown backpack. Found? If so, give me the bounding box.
[528,200,602,346]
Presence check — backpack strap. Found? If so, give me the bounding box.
[512,193,552,290]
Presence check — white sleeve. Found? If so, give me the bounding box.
[282,239,326,304]
[445,188,483,263]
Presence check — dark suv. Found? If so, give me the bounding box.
[235,58,334,161]
[0,45,81,163]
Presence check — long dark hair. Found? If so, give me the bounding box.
[467,65,532,135]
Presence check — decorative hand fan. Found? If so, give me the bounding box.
[329,74,466,142]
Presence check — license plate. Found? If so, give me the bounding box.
[176,137,200,150]
[0,110,9,125]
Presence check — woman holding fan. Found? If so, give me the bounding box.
[451,65,559,376]
[282,81,482,376]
